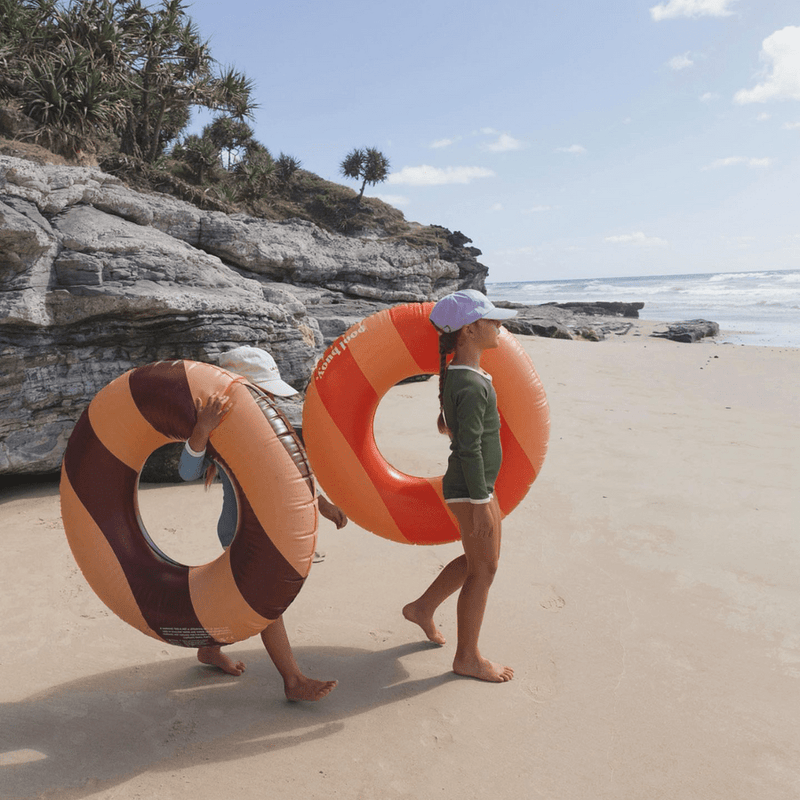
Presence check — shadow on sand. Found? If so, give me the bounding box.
[0,476,60,505]
[2,640,456,799]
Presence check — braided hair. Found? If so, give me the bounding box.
[435,327,460,435]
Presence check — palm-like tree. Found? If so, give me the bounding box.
[124,2,258,162]
[213,67,257,121]
[22,42,126,142]
[172,132,219,183]
[206,115,254,170]
[121,0,214,160]
[52,0,130,72]
[275,152,302,183]
[234,141,275,199]
[340,147,391,202]
[0,0,59,99]
[9,2,128,153]
[1,0,258,164]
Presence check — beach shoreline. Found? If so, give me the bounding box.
[2,331,798,799]
[488,268,800,350]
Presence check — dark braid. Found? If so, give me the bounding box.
[435,328,460,435]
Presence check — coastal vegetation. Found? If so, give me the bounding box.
[0,0,255,162]
[0,0,439,246]
[340,147,391,203]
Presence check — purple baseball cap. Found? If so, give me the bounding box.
[429,289,517,333]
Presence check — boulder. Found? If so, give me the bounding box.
[651,320,720,343]
[547,301,644,318]
[497,300,645,341]
[504,318,573,340]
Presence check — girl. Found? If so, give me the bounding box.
[403,290,517,683]
[179,347,346,701]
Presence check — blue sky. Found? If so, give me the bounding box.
[184,0,800,282]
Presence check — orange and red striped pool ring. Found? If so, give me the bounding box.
[60,360,318,648]
[302,302,549,545]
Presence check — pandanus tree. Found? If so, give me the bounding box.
[205,115,254,170]
[171,131,220,184]
[339,147,391,202]
[117,0,258,162]
[0,0,58,98]
[233,140,276,199]
[0,0,258,163]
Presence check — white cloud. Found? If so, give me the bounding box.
[489,203,504,212]
[430,138,456,149]
[555,144,587,154]
[650,0,736,21]
[702,156,772,169]
[372,193,410,206]
[484,133,525,152]
[734,26,800,104]
[387,165,496,186]
[782,121,800,129]
[700,91,720,102]
[668,52,694,70]
[604,232,668,246]
[756,112,771,121]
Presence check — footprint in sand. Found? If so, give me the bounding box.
[537,585,566,612]
[522,657,559,703]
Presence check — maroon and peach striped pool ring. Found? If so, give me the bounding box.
[302,302,549,545]
[60,360,318,648]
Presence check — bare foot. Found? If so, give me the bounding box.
[453,655,514,683]
[197,646,246,676]
[284,676,338,702]
[402,602,446,645]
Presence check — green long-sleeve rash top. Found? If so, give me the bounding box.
[441,366,502,504]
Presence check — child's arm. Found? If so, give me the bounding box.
[318,494,348,529]
[178,393,231,482]
[188,393,231,452]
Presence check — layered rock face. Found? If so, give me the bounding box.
[0,156,484,475]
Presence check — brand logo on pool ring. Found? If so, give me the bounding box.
[302,302,550,545]
[60,360,318,648]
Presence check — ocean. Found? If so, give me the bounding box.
[487,268,800,348]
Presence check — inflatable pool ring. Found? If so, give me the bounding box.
[303,302,549,545]
[60,360,318,648]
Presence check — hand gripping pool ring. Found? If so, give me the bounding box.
[60,360,318,647]
[302,302,549,545]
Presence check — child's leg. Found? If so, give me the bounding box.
[260,616,337,701]
[197,645,246,676]
[197,539,245,675]
[451,498,513,683]
[403,554,467,644]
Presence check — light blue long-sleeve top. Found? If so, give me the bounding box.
[178,443,238,547]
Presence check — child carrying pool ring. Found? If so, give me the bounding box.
[302,300,549,545]
[60,359,317,648]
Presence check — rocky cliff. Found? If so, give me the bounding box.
[0,155,486,476]
[1,155,665,478]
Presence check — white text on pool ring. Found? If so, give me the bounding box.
[315,323,368,380]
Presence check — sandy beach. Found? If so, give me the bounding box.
[2,327,799,800]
